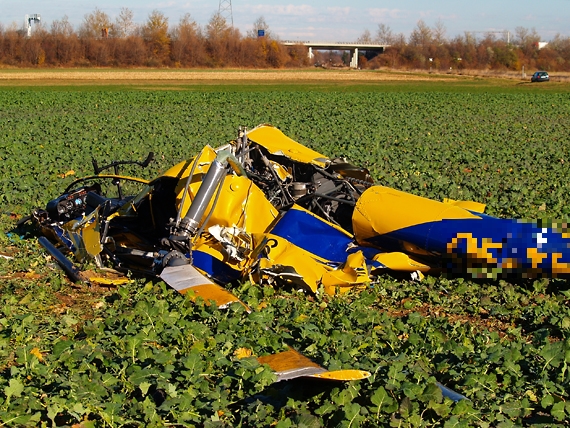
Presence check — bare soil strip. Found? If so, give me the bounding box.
[0,69,459,82]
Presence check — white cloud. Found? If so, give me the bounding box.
[156,2,177,8]
[287,30,317,39]
[438,14,460,22]
[322,7,352,23]
[327,7,351,15]
[248,4,317,17]
[367,8,406,21]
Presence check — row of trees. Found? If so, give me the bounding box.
[0,9,309,68]
[357,21,570,72]
[1,8,570,72]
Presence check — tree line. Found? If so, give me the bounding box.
[1,8,570,72]
[354,20,570,72]
[0,9,309,68]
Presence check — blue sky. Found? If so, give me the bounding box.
[2,1,569,42]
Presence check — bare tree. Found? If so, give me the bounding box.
[23,22,47,65]
[225,26,245,65]
[549,33,570,60]
[114,8,136,38]
[170,13,205,66]
[515,26,540,46]
[79,8,113,38]
[205,12,230,65]
[248,16,273,39]
[409,20,433,46]
[142,10,170,64]
[206,12,229,40]
[375,23,394,44]
[51,15,74,38]
[392,33,406,46]
[515,27,529,45]
[463,31,477,46]
[115,36,146,66]
[48,15,79,65]
[433,19,447,44]
[1,24,23,65]
[357,29,373,44]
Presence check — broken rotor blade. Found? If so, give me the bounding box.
[160,265,371,383]
[160,263,250,311]
[257,348,371,382]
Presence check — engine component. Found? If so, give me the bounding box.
[291,182,309,199]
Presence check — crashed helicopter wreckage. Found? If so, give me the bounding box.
[33,124,570,289]
[30,123,570,396]
[31,124,387,387]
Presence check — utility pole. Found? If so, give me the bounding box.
[218,0,233,27]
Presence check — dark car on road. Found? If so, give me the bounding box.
[531,71,549,82]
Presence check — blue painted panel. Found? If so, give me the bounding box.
[366,214,570,275]
[270,208,353,263]
[192,250,243,283]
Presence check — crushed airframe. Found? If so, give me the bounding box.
[31,123,570,395]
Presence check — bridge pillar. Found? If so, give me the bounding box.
[350,48,359,68]
[308,47,314,60]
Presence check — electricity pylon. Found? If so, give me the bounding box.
[218,0,233,27]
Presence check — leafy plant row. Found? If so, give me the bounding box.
[1,90,569,219]
[1,88,570,426]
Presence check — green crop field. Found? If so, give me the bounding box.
[1,73,570,426]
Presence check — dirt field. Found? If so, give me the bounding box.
[2,68,567,88]
[0,69,460,83]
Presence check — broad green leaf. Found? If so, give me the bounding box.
[139,381,152,396]
[551,401,567,421]
[419,383,443,403]
[4,378,24,401]
[51,339,73,358]
[541,394,554,409]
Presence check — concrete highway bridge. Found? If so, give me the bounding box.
[282,41,388,68]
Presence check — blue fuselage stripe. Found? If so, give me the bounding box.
[365,215,570,270]
[270,209,352,263]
